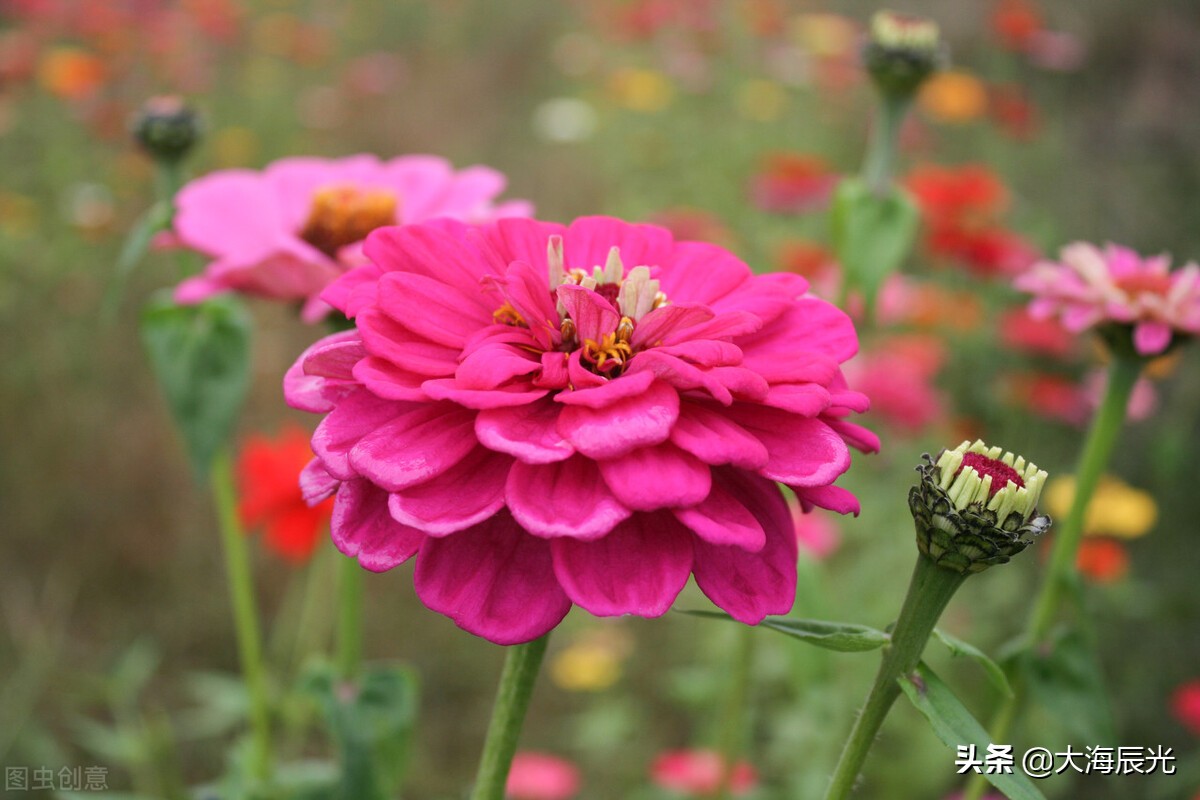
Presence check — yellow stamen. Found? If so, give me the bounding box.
[299,184,398,258]
[493,301,526,327]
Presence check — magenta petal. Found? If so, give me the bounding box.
[506,456,632,540]
[357,308,459,377]
[331,479,424,572]
[823,418,881,454]
[794,484,860,516]
[455,342,542,389]
[669,403,768,469]
[1133,321,1172,355]
[729,407,850,487]
[352,357,435,401]
[312,390,411,480]
[658,241,751,305]
[630,304,714,349]
[475,400,574,464]
[285,331,362,413]
[564,216,674,271]
[557,284,619,341]
[349,402,477,490]
[422,378,549,409]
[598,443,711,511]
[673,481,765,551]
[739,298,859,365]
[388,447,511,535]
[557,380,680,459]
[555,368,655,408]
[551,512,693,618]
[692,472,797,624]
[377,271,490,348]
[413,512,571,645]
[762,383,831,416]
[300,458,338,505]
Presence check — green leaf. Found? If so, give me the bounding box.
[140,293,251,476]
[830,177,920,311]
[1020,629,1116,744]
[303,663,419,800]
[682,610,889,652]
[103,201,174,321]
[933,629,1014,698]
[898,662,1048,800]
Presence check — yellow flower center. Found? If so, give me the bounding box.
[299,184,398,258]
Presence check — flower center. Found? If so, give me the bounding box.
[957,452,1024,498]
[299,184,398,258]
[1115,272,1172,297]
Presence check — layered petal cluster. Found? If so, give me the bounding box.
[287,216,877,644]
[170,155,532,321]
[1016,242,1200,356]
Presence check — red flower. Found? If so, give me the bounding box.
[749,152,839,214]
[1172,681,1200,737]
[651,749,757,796]
[237,425,334,563]
[1075,539,1128,583]
[990,0,1043,51]
[907,164,1008,223]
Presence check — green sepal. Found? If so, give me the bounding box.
[302,661,419,800]
[140,292,251,477]
[898,662,1048,800]
[933,629,1014,698]
[682,610,889,652]
[830,177,919,313]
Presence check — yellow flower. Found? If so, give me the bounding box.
[918,70,988,123]
[1043,474,1158,539]
[607,68,674,113]
[790,13,858,58]
[548,627,632,692]
[736,79,788,122]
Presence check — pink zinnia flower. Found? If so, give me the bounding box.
[1016,242,1200,356]
[506,752,581,800]
[650,749,757,796]
[843,335,946,435]
[170,154,532,321]
[748,152,839,214]
[1172,680,1200,737]
[286,216,876,644]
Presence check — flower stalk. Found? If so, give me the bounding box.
[469,635,551,800]
[716,625,756,800]
[861,93,911,196]
[335,556,365,680]
[211,448,273,781]
[824,554,966,800]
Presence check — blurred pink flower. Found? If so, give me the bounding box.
[1083,368,1156,422]
[506,752,581,800]
[844,336,946,434]
[651,749,757,796]
[1016,242,1200,355]
[171,155,532,321]
[286,216,876,644]
[998,307,1076,358]
[1172,680,1200,737]
[790,503,840,560]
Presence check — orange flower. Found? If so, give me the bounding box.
[1075,539,1129,583]
[777,239,835,281]
[237,425,334,564]
[918,71,988,123]
[38,47,107,101]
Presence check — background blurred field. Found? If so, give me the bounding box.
[3,1,1200,798]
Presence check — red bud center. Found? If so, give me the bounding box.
[958,452,1024,498]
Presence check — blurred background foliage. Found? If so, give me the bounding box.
[2,0,1200,797]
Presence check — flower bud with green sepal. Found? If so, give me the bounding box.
[910,440,1051,574]
[863,11,945,99]
[131,96,201,164]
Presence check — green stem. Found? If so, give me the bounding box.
[962,355,1141,800]
[469,635,551,800]
[1027,355,1141,642]
[289,544,334,677]
[211,448,273,781]
[861,93,911,196]
[335,555,365,680]
[825,556,966,800]
[716,625,756,800]
[154,159,184,208]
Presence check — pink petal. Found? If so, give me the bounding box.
[413,512,571,645]
[557,380,680,459]
[388,447,511,535]
[738,298,859,365]
[762,383,831,416]
[823,418,881,454]
[673,480,766,551]
[364,220,498,294]
[173,169,287,258]
[630,304,714,349]
[284,331,362,413]
[506,456,632,540]
[352,357,435,402]
[555,368,656,408]
[475,400,575,464]
[556,284,619,341]
[376,271,491,348]
[729,408,851,487]
[300,458,338,505]
[356,307,459,376]
[564,216,674,272]
[1133,321,1172,355]
[311,390,412,480]
[348,402,477,490]
[598,443,712,511]
[551,511,693,617]
[422,378,549,409]
[669,403,769,469]
[455,342,542,389]
[331,479,424,572]
[692,472,797,623]
[657,241,751,305]
[794,484,860,516]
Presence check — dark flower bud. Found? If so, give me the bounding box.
[863,11,945,98]
[131,96,201,163]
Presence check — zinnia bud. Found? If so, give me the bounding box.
[131,95,201,163]
[863,11,944,98]
[909,439,1050,573]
